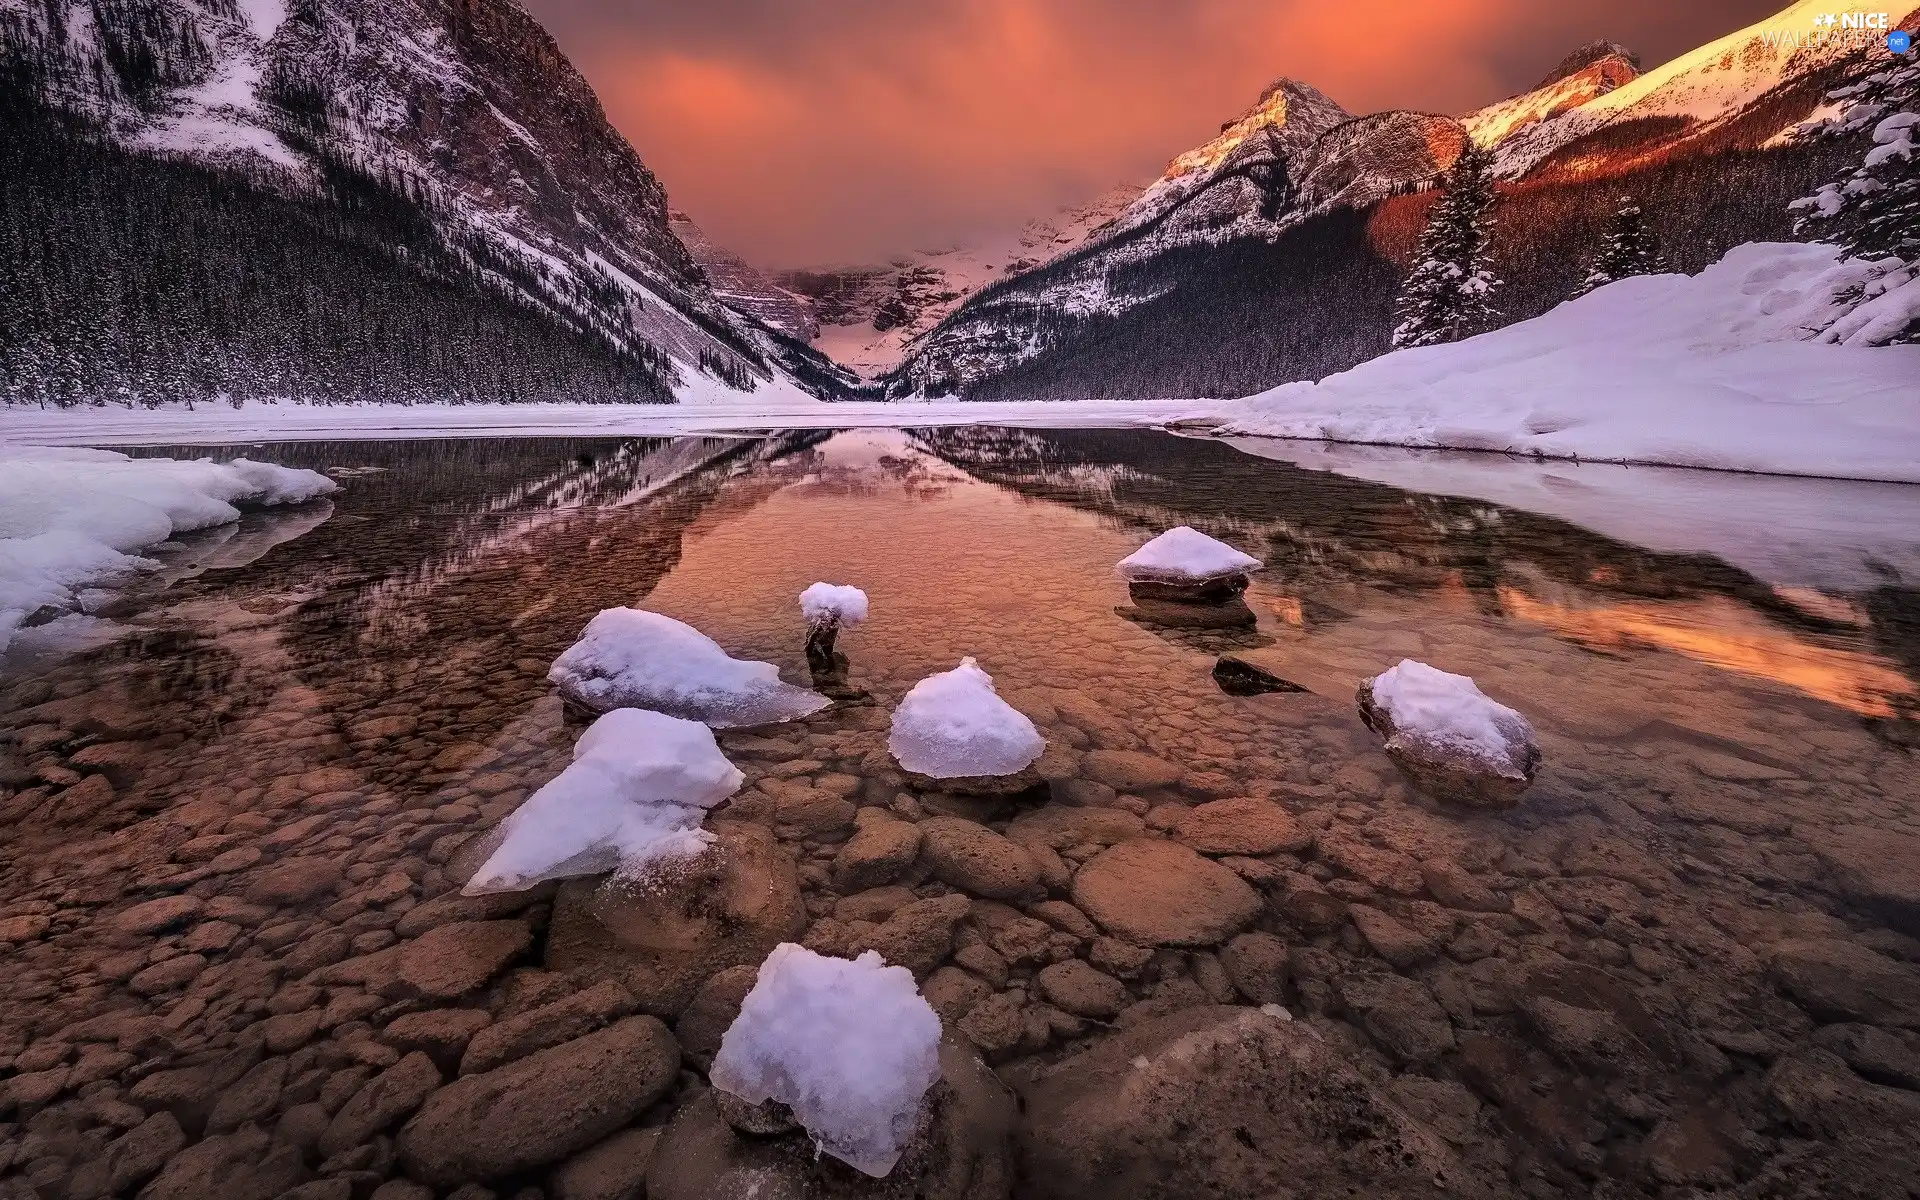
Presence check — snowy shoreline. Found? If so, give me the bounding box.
[0,399,1192,447]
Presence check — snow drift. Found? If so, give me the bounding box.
[463,708,743,894]
[0,446,337,654]
[710,943,942,1177]
[888,657,1045,779]
[1198,243,1920,483]
[548,607,830,728]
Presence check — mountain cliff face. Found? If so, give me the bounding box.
[669,211,820,342]
[0,0,842,403]
[891,0,1906,401]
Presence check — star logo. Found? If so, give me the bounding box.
[1812,12,1837,25]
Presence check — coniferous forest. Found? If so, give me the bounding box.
[0,72,676,409]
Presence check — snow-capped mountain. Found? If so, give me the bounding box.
[1462,41,1641,149]
[890,0,1914,401]
[1487,0,1907,178]
[776,184,1142,379]
[0,0,843,402]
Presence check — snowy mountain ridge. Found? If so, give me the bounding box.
[0,0,837,401]
[887,0,1916,399]
[771,183,1143,379]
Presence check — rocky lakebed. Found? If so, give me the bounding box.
[1,428,1917,1200]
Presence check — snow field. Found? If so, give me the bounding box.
[1199,243,1920,482]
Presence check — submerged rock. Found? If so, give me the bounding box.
[550,607,828,728]
[1212,655,1310,696]
[1358,660,1540,809]
[1071,839,1261,946]
[545,823,807,1018]
[647,1035,1015,1200]
[1018,1005,1508,1200]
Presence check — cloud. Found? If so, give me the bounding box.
[524,0,1789,266]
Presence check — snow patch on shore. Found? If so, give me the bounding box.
[1198,243,1920,483]
[0,447,336,655]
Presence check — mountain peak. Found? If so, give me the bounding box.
[1533,41,1642,92]
[1167,76,1350,183]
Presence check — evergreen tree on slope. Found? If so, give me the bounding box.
[1575,197,1669,296]
[1391,140,1501,349]
[1792,45,1919,345]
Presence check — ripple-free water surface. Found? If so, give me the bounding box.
[2,427,1917,1196]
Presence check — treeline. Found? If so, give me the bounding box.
[929,138,1851,403]
[0,78,675,408]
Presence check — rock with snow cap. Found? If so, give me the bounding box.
[1358,659,1540,808]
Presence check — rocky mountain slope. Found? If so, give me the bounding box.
[0,0,847,404]
[668,211,819,343]
[890,0,1909,401]
[773,184,1142,379]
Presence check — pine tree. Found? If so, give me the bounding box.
[1792,46,1919,344]
[1391,140,1501,349]
[1575,196,1668,296]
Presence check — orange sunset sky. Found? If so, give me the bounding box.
[521,0,1795,267]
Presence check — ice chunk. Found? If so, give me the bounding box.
[0,446,336,655]
[464,708,742,894]
[548,607,830,728]
[1117,526,1264,584]
[799,582,869,629]
[710,943,942,1177]
[888,657,1044,779]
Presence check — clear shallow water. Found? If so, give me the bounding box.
[2,427,1917,1197]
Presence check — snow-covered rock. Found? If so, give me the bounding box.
[1357,660,1540,809]
[888,658,1046,781]
[1198,242,1920,483]
[0,447,336,655]
[709,944,943,1177]
[1117,527,1264,601]
[799,582,869,630]
[464,708,743,894]
[549,608,829,728]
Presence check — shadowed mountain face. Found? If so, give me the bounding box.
[0,0,847,403]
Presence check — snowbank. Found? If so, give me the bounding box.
[549,607,829,728]
[800,582,869,628]
[0,446,336,654]
[888,657,1045,779]
[464,708,741,894]
[1117,526,1263,584]
[710,944,942,1177]
[1198,243,1920,483]
[1363,660,1536,780]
